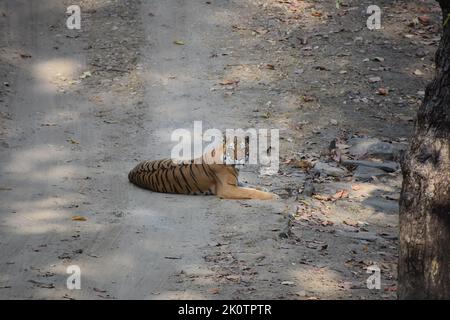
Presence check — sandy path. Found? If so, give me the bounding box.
[0,0,265,299]
[1,0,429,300]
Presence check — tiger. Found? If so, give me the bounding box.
[128,137,276,200]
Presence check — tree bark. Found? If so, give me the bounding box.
[399,0,450,299]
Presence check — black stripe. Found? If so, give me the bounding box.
[201,163,214,180]
[150,173,157,191]
[160,169,171,193]
[156,170,166,193]
[178,166,193,193]
[164,167,175,193]
[172,167,185,193]
[188,165,201,192]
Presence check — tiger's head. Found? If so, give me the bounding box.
[202,135,250,168]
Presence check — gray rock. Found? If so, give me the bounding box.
[341,159,399,172]
[353,165,388,181]
[348,137,405,161]
[302,180,315,196]
[363,197,399,214]
[313,161,348,177]
[336,230,379,242]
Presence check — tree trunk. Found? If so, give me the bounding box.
[399,0,450,299]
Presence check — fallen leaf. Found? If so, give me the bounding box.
[67,138,79,145]
[377,88,389,96]
[332,190,349,200]
[384,285,397,292]
[321,220,334,226]
[208,288,220,294]
[418,15,430,25]
[293,159,313,171]
[173,40,185,45]
[19,53,32,59]
[72,215,87,221]
[28,280,55,289]
[79,71,92,79]
[219,79,239,85]
[302,95,315,102]
[311,11,323,17]
[313,194,331,201]
[343,220,359,227]
[382,193,400,201]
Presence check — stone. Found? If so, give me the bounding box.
[313,161,348,177]
[368,76,381,83]
[348,137,404,161]
[353,165,388,181]
[341,159,399,172]
[336,230,379,242]
[302,180,315,197]
[363,197,399,214]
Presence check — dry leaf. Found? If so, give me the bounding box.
[68,138,79,145]
[19,53,32,59]
[208,288,220,294]
[293,159,313,171]
[418,15,430,25]
[332,190,349,200]
[79,71,92,79]
[72,215,87,221]
[219,79,239,85]
[343,220,359,227]
[321,220,334,226]
[302,95,315,102]
[313,194,331,201]
[377,88,389,96]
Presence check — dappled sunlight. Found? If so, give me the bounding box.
[4,144,76,181]
[147,69,203,87]
[32,58,82,93]
[41,110,81,125]
[4,218,71,235]
[289,266,344,297]
[9,196,75,211]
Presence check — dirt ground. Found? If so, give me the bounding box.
[0,0,441,299]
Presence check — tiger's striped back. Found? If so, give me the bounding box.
[128,159,224,195]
